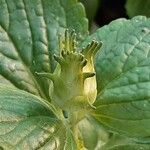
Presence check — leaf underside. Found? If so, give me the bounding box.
[82,16,150,138]
[0,86,76,149]
[0,0,88,99]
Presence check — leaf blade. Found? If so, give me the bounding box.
[82,16,150,138]
[0,86,76,149]
[0,0,88,98]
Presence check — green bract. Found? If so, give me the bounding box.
[37,30,101,112]
[0,0,150,149]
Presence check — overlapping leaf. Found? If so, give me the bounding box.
[82,16,150,138]
[0,0,88,99]
[77,117,109,149]
[0,85,76,149]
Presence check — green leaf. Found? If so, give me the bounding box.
[80,0,100,25]
[0,86,76,149]
[126,0,150,18]
[77,117,109,149]
[82,16,150,138]
[0,0,88,99]
[101,134,150,150]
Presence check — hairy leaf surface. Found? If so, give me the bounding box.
[0,85,76,149]
[0,0,88,99]
[82,16,150,138]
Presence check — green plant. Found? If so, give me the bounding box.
[0,0,150,149]
[126,0,150,18]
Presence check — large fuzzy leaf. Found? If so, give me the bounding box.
[0,85,76,149]
[82,16,150,138]
[0,0,88,99]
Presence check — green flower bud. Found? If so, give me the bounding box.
[37,30,102,112]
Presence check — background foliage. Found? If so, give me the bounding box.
[80,0,150,32]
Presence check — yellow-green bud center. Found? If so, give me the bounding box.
[37,30,102,112]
